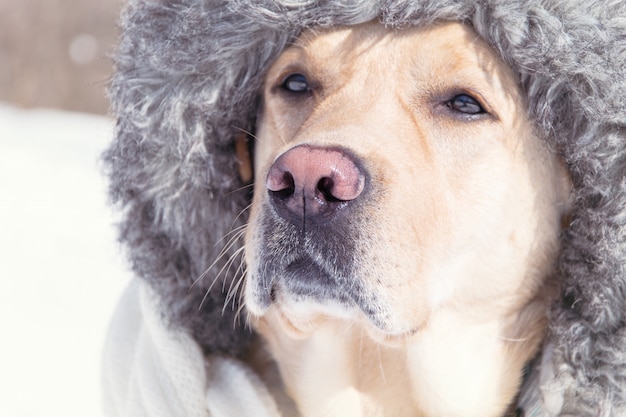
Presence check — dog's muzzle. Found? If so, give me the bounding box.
[247,144,385,321]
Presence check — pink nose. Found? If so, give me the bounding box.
[266,145,366,223]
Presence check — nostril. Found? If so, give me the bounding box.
[317,177,340,202]
[267,169,295,196]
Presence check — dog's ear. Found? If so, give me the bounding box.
[235,132,253,184]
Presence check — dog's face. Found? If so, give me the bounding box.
[244,21,571,416]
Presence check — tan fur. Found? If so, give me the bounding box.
[244,21,571,417]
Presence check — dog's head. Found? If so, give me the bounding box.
[244,21,570,344]
[106,1,626,415]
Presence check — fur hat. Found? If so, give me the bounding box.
[104,0,626,414]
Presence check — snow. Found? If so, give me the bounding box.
[0,104,130,417]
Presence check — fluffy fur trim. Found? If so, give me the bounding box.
[104,0,626,414]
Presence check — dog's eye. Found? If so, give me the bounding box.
[447,94,485,115]
[282,74,310,93]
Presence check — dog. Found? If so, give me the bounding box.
[241,21,571,417]
[104,1,626,416]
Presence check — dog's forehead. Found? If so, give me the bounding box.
[289,22,498,68]
[272,21,519,98]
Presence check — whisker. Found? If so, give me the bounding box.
[225,182,255,197]
[197,271,223,311]
[191,227,246,291]
[232,125,258,140]
[194,226,247,313]
[212,223,248,247]
[215,237,246,288]
[498,336,529,343]
[209,204,251,251]
[377,343,387,384]
[244,309,255,332]
[223,246,247,309]
[230,203,253,231]
[359,327,365,370]
[234,266,250,325]
[198,244,244,311]
[233,300,248,329]
[278,131,288,146]
[227,271,246,312]
[191,266,213,292]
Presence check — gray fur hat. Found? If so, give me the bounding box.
[104,0,626,415]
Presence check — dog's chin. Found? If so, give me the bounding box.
[268,298,358,340]
[248,291,420,347]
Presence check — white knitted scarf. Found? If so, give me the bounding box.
[102,280,560,417]
[102,280,283,417]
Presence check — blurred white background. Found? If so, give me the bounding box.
[0,106,129,417]
[1,1,129,416]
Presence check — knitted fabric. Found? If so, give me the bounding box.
[102,280,283,417]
